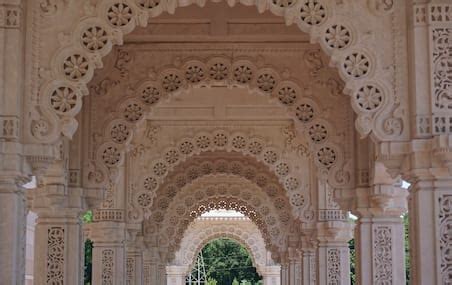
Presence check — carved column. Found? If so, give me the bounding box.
[316,220,354,285]
[280,259,289,285]
[300,235,316,285]
[30,183,85,285]
[404,136,452,284]
[0,177,27,285]
[263,265,282,285]
[143,245,162,285]
[287,245,302,285]
[89,211,127,285]
[166,266,187,285]
[126,247,143,284]
[0,1,26,283]
[354,184,408,285]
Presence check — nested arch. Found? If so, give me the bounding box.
[83,57,352,193]
[132,153,313,222]
[31,0,402,146]
[143,174,294,258]
[98,127,348,209]
[172,218,272,276]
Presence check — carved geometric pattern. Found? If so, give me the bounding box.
[46,227,64,285]
[32,0,396,146]
[439,195,452,283]
[432,28,452,111]
[101,249,114,285]
[373,226,393,284]
[145,176,294,254]
[107,3,133,27]
[126,257,135,285]
[324,24,352,50]
[299,0,327,26]
[327,248,341,285]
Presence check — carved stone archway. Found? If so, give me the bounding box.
[28,0,408,146]
[133,153,312,223]
[144,174,294,257]
[170,217,277,277]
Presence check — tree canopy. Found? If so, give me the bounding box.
[199,238,262,285]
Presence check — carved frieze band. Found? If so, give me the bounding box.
[327,248,341,284]
[0,5,21,28]
[373,226,393,284]
[46,227,65,285]
[101,249,114,285]
[439,195,452,283]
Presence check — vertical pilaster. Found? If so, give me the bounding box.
[0,179,27,285]
[354,184,408,285]
[90,218,126,285]
[287,246,302,285]
[301,249,316,285]
[408,173,452,284]
[166,266,187,285]
[316,221,353,285]
[126,248,143,285]
[30,185,85,285]
[263,265,282,285]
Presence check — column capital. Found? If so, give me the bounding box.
[352,183,408,219]
[316,221,354,244]
[87,221,126,243]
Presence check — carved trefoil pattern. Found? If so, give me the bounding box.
[373,226,393,284]
[102,249,114,285]
[439,195,452,283]
[327,248,341,285]
[46,227,65,285]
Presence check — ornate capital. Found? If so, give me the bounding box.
[316,221,354,244]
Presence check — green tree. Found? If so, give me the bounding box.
[82,211,93,284]
[201,238,262,285]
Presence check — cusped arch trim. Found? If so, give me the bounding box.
[146,175,294,254]
[138,154,311,221]
[32,0,401,146]
[171,217,272,276]
[94,128,348,205]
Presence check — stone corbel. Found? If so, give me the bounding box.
[369,184,408,217]
[24,143,61,183]
[375,141,410,179]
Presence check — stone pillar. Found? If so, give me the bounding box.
[316,220,354,285]
[30,185,85,285]
[89,213,126,285]
[263,265,282,285]
[280,261,289,285]
[166,266,187,285]
[143,246,160,285]
[301,249,316,285]
[287,247,302,285]
[126,248,143,285]
[0,1,27,282]
[0,178,27,285]
[354,184,408,284]
[408,170,452,284]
